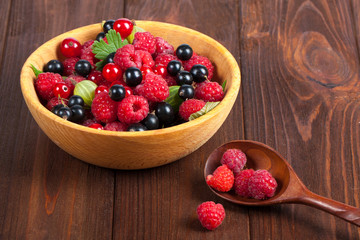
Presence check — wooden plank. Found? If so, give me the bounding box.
[112,0,245,239]
[240,0,360,238]
[0,1,126,239]
[0,0,11,75]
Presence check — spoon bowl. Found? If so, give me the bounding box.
[204,140,360,226]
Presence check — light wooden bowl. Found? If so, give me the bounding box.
[20,21,241,169]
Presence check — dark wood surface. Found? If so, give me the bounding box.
[0,0,359,239]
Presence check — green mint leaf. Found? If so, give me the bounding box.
[30,64,43,77]
[222,80,227,92]
[95,60,107,71]
[92,29,128,61]
[165,86,183,112]
[189,101,220,121]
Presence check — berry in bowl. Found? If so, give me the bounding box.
[20,19,241,169]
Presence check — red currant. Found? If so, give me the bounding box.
[60,38,82,58]
[153,64,167,77]
[53,83,71,99]
[113,18,133,39]
[140,65,153,77]
[102,63,122,82]
[88,123,104,130]
[95,85,109,96]
[88,70,104,85]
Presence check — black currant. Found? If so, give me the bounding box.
[104,52,116,65]
[75,59,92,77]
[96,32,106,41]
[178,84,195,100]
[109,84,126,101]
[56,106,72,120]
[176,44,193,61]
[190,64,208,83]
[127,123,147,132]
[103,20,115,33]
[124,67,142,87]
[51,104,65,115]
[155,102,175,125]
[68,105,85,123]
[43,60,63,75]
[167,60,182,76]
[141,114,160,130]
[176,70,193,85]
[68,95,84,107]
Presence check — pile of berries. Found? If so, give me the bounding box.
[33,18,225,132]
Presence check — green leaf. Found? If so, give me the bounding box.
[30,64,43,77]
[95,60,107,71]
[222,80,227,92]
[165,86,183,112]
[92,29,128,61]
[189,101,220,121]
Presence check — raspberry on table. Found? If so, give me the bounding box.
[248,169,277,200]
[117,95,149,124]
[35,72,64,101]
[183,55,214,80]
[206,165,234,192]
[155,53,179,68]
[196,201,225,230]
[153,36,174,58]
[178,99,206,121]
[62,57,79,76]
[134,72,169,102]
[234,169,255,197]
[220,148,247,176]
[195,81,224,102]
[104,121,128,131]
[91,91,118,123]
[133,32,156,55]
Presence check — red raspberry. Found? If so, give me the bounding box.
[153,37,174,58]
[163,75,177,87]
[117,95,149,124]
[136,50,155,68]
[195,81,224,102]
[183,55,214,80]
[196,201,225,230]
[133,32,156,55]
[220,148,247,176]
[46,97,68,110]
[62,57,79,76]
[155,53,179,67]
[35,72,64,101]
[91,92,118,123]
[88,69,106,85]
[178,99,205,121]
[114,44,142,70]
[206,165,234,192]
[67,74,85,83]
[234,169,255,197]
[82,118,99,127]
[104,121,128,131]
[82,40,94,49]
[81,47,95,66]
[248,170,277,200]
[134,72,169,102]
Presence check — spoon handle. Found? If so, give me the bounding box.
[298,189,360,226]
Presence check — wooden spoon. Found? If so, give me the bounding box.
[204,140,360,226]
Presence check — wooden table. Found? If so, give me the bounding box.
[1,0,359,239]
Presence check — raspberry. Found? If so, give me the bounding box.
[117,95,149,124]
[248,170,278,200]
[153,37,174,58]
[163,75,177,87]
[104,121,128,131]
[91,92,118,123]
[234,169,255,197]
[62,57,79,76]
[46,97,68,110]
[183,55,214,80]
[114,44,142,70]
[81,46,95,66]
[82,118,99,127]
[88,69,107,85]
[134,72,169,102]
[133,32,156,55]
[67,74,85,83]
[178,99,205,121]
[220,148,247,176]
[82,40,94,49]
[206,165,234,192]
[136,50,155,68]
[195,81,224,102]
[35,72,64,101]
[155,53,179,67]
[196,201,225,230]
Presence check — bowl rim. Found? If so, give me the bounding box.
[20,20,241,138]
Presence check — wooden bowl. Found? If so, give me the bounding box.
[20,21,241,169]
